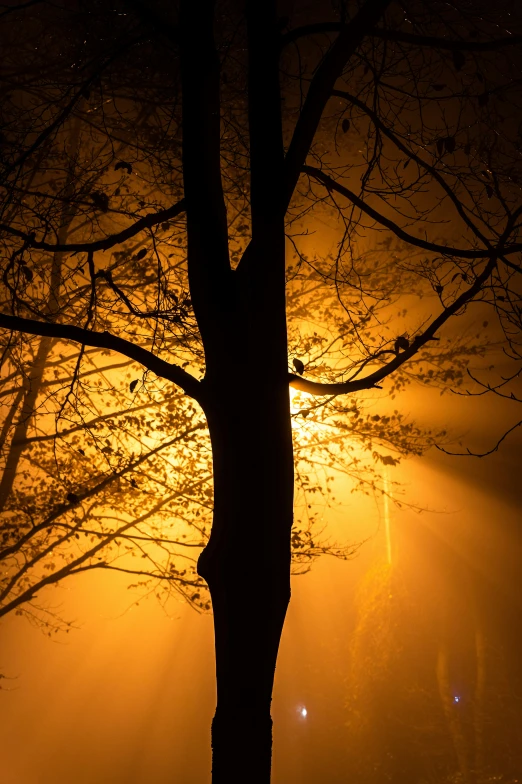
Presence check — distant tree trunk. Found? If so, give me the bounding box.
[0,334,55,511]
[198,381,294,784]
[0,117,81,511]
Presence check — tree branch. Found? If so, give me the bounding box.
[372,28,522,52]
[0,480,207,619]
[3,34,145,181]
[436,419,522,458]
[0,424,207,564]
[283,0,393,210]
[0,314,202,400]
[288,254,499,396]
[281,22,522,53]
[122,0,179,48]
[331,89,491,248]
[0,0,45,19]
[14,396,177,446]
[0,199,186,254]
[302,165,522,259]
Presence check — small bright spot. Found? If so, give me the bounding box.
[300,707,307,717]
[454,696,460,703]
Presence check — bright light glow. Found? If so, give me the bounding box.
[454,695,460,704]
[300,706,307,717]
[289,386,314,416]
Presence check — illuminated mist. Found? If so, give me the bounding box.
[1,2,522,784]
[1,389,521,783]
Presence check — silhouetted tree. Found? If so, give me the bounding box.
[1,1,522,781]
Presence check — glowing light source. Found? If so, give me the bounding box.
[299,706,307,718]
[454,695,460,704]
[289,387,314,416]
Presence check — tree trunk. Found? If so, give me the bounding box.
[198,382,294,783]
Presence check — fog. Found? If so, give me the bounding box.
[1,389,520,784]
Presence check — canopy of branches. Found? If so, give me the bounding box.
[1,0,521,630]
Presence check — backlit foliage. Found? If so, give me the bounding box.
[1,1,521,632]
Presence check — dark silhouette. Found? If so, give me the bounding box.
[1,1,521,781]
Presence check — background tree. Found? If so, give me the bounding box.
[344,514,522,784]
[1,1,522,782]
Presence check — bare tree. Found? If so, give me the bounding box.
[1,1,521,780]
